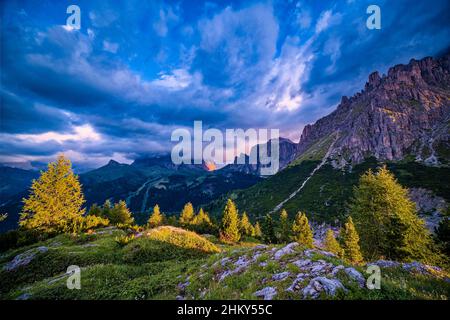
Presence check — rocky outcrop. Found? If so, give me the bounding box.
[4,246,48,271]
[408,187,447,232]
[222,138,299,175]
[295,53,450,167]
[178,243,448,300]
[254,286,277,300]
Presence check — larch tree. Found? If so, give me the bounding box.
[341,217,363,264]
[324,229,344,258]
[179,202,195,225]
[254,221,262,238]
[292,212,313,248]
[88,203,102,217]
[239,212,254,237]
[20,154,85,234]
[278,209,292,243]
[102,199,113,219]
[110,200,134,226]
[148,204,164,228]
[220,199,240,243]
[350,166,438,263]
[192,208,214,234]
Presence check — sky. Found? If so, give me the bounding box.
[1,0,450,171]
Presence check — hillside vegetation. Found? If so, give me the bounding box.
[0,227,448,300]
[205,157,450,223]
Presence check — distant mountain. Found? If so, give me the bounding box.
[0,155,261,232]
[0,167,39,232]
[222,138,299,175]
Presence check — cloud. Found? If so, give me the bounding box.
[197,4,278,87]
[102,40,119,53]
[315,10,342,34]
[153,5,180,37]
[1,0,450,169]
[15,124,101,143]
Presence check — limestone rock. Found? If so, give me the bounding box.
[344,267,365,287]
[274,242,299,260]
[303,277,346,299]
[272,272,290,281]
[254,286,277,300]
[4,246,48,271]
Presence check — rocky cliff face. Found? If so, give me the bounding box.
[222,137,299,175]
[296,53,450,167]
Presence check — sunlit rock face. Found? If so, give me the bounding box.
[295,53,450,167]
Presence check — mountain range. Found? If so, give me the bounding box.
[1,53,449,232]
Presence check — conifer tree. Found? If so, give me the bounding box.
[324,229,344,258]
[278,209,291,243]
[148,204,164,228]
[20,155,85,234]
[220,199,240,242]
[192,208,214,234]
[88,203,102,217]
[110,200,134,226]
[350,166,438,263]
[292,212,313,248]
[341,217,363,264]
[179,202,195,225]
[239,212,254,237]
[102,199,113,219]
[261,214,277,244]
[254,221,262,238]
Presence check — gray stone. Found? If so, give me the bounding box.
[309,260,334,275]
[16,293,31,300]
[274,242,298,260]
[402,261,441,275]
[331,265,345,276]
[4,246,48,271]
[344,267,365,287]
[286,273,307,292]
[292,259,311,269]
[254,286,277,300]
[367,260,400,268]
[272,272,290,281]
[303,277,346,299]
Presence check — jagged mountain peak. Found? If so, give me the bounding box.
[296,54,450,167]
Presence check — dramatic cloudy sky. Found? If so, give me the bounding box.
[1,0,449,171]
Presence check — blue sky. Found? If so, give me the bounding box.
[1,0,449,171]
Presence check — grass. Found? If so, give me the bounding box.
[144,226,220,254]
[0,228,449,300]
[0,226,220,299]
[182,244,450,300]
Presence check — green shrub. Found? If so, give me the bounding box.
[115,234,135,246]
[145,226,220,254]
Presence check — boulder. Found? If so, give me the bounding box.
[274,242,298,260]
[254,286,277,300]
[303,277,346,299]
[286,273,307,292]
[344,267,365,287]
[4,246,48,271]
[272,272,290,281]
